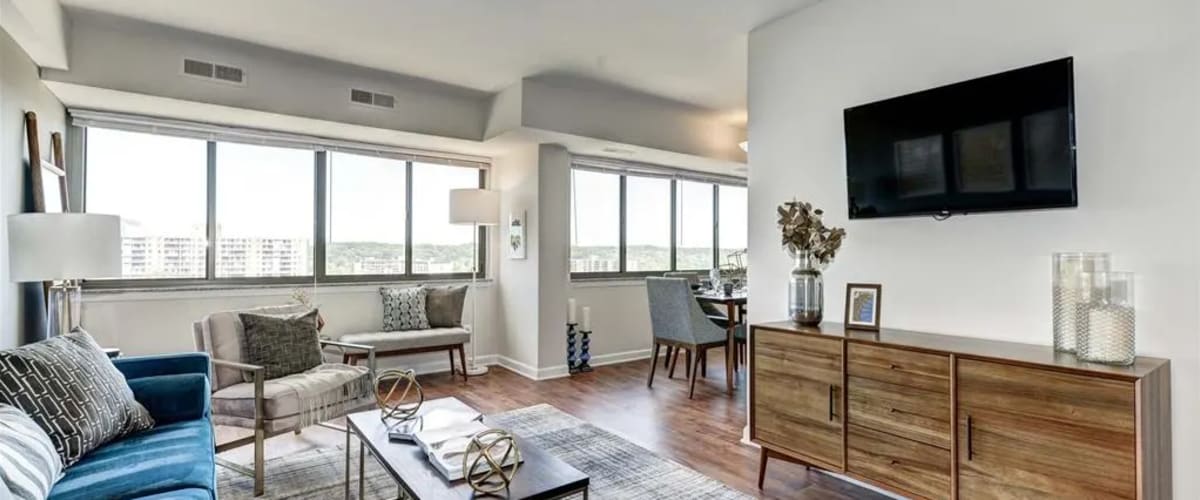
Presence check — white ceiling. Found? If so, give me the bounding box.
[58,0,819,125]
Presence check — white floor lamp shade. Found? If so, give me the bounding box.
[448,188,499,376]
[7,213,122,337]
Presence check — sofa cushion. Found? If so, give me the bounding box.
[127,374,210,426]
[195,304,311,390]
[210,364,369,421]
[0,330,155,467]
[47,419,214,500]
[132,487,213,500]
[0,404,63,500]
[380,287,430,331]
[425,285,467,327]
[340,327,470,352]
[239,309,323,381]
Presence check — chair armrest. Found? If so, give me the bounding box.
[319,340,376,380]
[127,373,210,424]
[114,352,210,380]
[210,358,265,373]
[210,359,265,424]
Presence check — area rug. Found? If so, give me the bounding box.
[218,404,751,499]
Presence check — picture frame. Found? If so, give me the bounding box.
[508,211,527,259]
[844,283,882,331]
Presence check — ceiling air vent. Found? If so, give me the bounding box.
[181,58,245,85]
[350,88,396,109]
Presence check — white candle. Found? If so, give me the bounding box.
[568,298,577,324]
[582,306,592,331]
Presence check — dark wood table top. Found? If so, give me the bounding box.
[347,409,589,500]
[752,321,1168,380]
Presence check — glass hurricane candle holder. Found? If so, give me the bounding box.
[1076,271,1136,366]
[1052,252,1110,353]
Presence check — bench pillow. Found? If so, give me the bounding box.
[381,287,430,331]
[425,285,467,327]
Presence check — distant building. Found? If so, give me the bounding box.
[571,256,618,273]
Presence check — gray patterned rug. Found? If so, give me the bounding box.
[218,404,750,499]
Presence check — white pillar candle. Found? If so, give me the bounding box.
[582,306,592,331]
[568,298,577,324]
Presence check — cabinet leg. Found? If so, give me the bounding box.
[757,447,768,489]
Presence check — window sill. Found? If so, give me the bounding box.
[83,277,493,302]
[570,278,647,288]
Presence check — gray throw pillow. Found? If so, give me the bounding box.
[380,287,430,331]
[425,285,467,327]
[0,329,155,467]
[239,309,324,381]
[0,404,63,500]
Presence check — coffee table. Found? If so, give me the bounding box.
[345,407,589,499]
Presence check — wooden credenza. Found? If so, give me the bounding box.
[750,322,1171,500]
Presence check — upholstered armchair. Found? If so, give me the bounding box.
[192,304,376,496]
[646,277,742,398]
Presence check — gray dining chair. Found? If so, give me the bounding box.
[661,271,730,372]
[646,277,739,398]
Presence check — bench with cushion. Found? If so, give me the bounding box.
[336,284,470,382]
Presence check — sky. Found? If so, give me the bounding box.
[86,128,474,245]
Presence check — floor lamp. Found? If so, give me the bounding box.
[449,188,499,376]
[7,213,122,338]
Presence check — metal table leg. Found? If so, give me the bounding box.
[359,438,365,499]
[345,425,351,499]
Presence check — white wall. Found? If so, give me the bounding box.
[748,0,1199,497]
[0,27,65,348]
[569,281,654,362]
[535,144,572,373]
[494,144,541,370]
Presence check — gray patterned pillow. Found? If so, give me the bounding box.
[0,329,155,467]
[381,287,430,331]
[239,309,324,381]
[425,285,467,327]
[0,404,63,500]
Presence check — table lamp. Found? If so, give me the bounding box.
[7,213,121,337]
[448,188,499,376]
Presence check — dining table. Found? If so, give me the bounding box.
[694,289,748,394]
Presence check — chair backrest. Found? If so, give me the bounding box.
[663,271,700,286]
[193,303,311,390]
[646,277,724,346]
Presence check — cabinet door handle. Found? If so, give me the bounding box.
[966,414,974,461]
[828,385,835,421]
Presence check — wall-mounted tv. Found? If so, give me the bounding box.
[844,58,1076,219]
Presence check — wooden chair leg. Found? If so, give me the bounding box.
[448,347,457,378]
[668,348,680,379]
[458,346,468,383]
[647,343,661,388]
[663,345,673,369]
[701,349,708,378]
[757,447,769,489]
[687,348,700,399]
[685,349,692,376]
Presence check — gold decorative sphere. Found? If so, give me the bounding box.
[463,429,521,494]
[374,368,424,423]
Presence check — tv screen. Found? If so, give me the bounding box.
[844,58,1077,219]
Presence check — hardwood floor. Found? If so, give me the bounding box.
[216,356,885,499]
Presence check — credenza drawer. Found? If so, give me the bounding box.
[847,376,950,449]
[847,342,949,393]
[756,329,841,385]
[847,424,950,500]
[957,358,1135,432]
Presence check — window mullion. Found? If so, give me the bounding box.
[669,179,677,271]
[712,183,720,269]
[205,141,217,281]
[618,175,627,273]
[313,151,328,282]
[405,161,414,278]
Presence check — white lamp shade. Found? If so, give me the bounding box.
[448,189,499,226]
[7,213,122,282]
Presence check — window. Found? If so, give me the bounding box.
[718,185,748,267]
[85,128,208,279]
[82,124,487,286]
[570,170,620,273]
[625,176,671,271]
[676,180,714,270]
[568,163,745,277]
[411,163,480,274]
[215,142,315,278]
[327,152,406,275]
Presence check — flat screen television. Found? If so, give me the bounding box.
[844,58,1077,219]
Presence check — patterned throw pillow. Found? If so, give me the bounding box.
[239,309,324,381]
[380,287,430,331]
[425,285,468,327]
[0,404,63,500]
[0,330,155,467]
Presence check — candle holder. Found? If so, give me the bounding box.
[566,322,579,374]
[578,330,593,372]
[1076,271,1136,366]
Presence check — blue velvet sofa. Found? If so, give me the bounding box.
[47,353,217,500]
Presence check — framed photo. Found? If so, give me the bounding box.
[508,211,527,259]
[844,283,882,331]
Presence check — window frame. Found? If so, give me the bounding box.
[569,166,744,280]
[81,127,487,289]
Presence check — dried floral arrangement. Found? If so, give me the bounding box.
[777,200,847,265]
